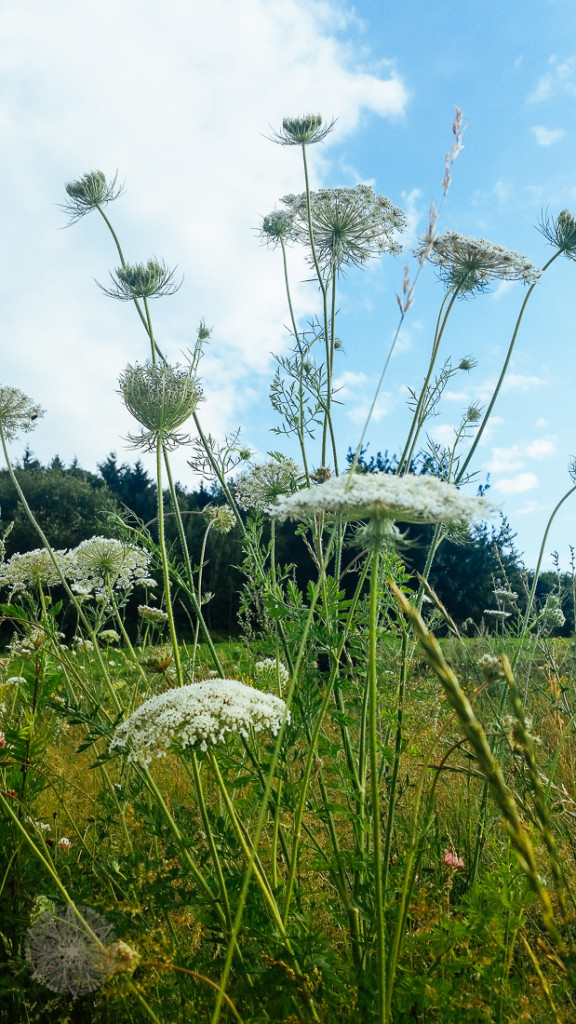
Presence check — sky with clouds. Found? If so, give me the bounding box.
[1,0,575,568]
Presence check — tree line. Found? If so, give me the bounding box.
[0,446,572,638]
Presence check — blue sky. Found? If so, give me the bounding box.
[0,0,575,568]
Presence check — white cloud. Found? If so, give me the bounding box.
[346,394,394,425]
[484,446,525,474]
[501,374,546,392]
[526,438,556,459]
[528,55,576,103]
[493,472,539,494]
[531,126,565,146]
[0,0,409,470]
[484,437,556,475]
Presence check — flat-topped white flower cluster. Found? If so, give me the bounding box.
[273,472,494,526]
[109,679,289,764]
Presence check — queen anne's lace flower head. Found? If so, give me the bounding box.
[62,170,123,222]
[100,259,182,301]
[418,231,541,294]
[270,114,335,146]
[538,209,576,260]
[119,359,202,450]
[110,679,289,764]
[0,549,70,594]
[274,472,495,526]
[253,658,290,690]
[0,387,44,441]
[68,536,152,595]
[280,185,406,272]
[234,458,302,513]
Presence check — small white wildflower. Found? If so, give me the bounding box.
[5,675,28,685]
[57,837,72,853]
[8,628,45,658]
[110,679,289,765]
[98,630,120,645]
[540,595,566,635]
[280,184,406,271]
[478,654,505,679]
[73,637,94,653]
[235,459,303,513]
[483,609,511,618]
[253,658,290,690]
[138,605,169,624]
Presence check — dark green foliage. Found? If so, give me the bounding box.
[0,457,120,556]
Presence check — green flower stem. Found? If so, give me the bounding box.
[381,629,408,901]
[161,449,225,676]
[95,204,166,364]
[192,412,248,539]
[108,589,149,686]
[207,751,320,1021]
[501,654,570,927]
[211,578,323,1024]
[456,250,561,485]
[139,765,226,916]
[300,141,334,469]
[279,236,311,483]
[398,285,460,474]
[182,753,233,933]
[0,423,121,712]
[155,441,183,685]
[367,549,387,1024]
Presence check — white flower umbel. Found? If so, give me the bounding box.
[68,537,152,595]
[0,549,71,593]
[418,231,541,294]
[234,458,302,513]
[110,679,289,765]
[274,473,495,527]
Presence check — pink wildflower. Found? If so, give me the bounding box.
[442,848,464,870]
[58,837,72,854]
[0,732,5,748]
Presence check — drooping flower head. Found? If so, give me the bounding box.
[0,387,44,441]
[281,185,406,272]
[418,231,541,294]
[62,170,123,223]
[270,114,335,146]
[119,359,202,450]
[109,679,289,764]
[202,505,237,534]
[99,258,182,301]
[68,536,152,595]
[538,209,576,260]
[274,472,496,549]
[234,458,302,513]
